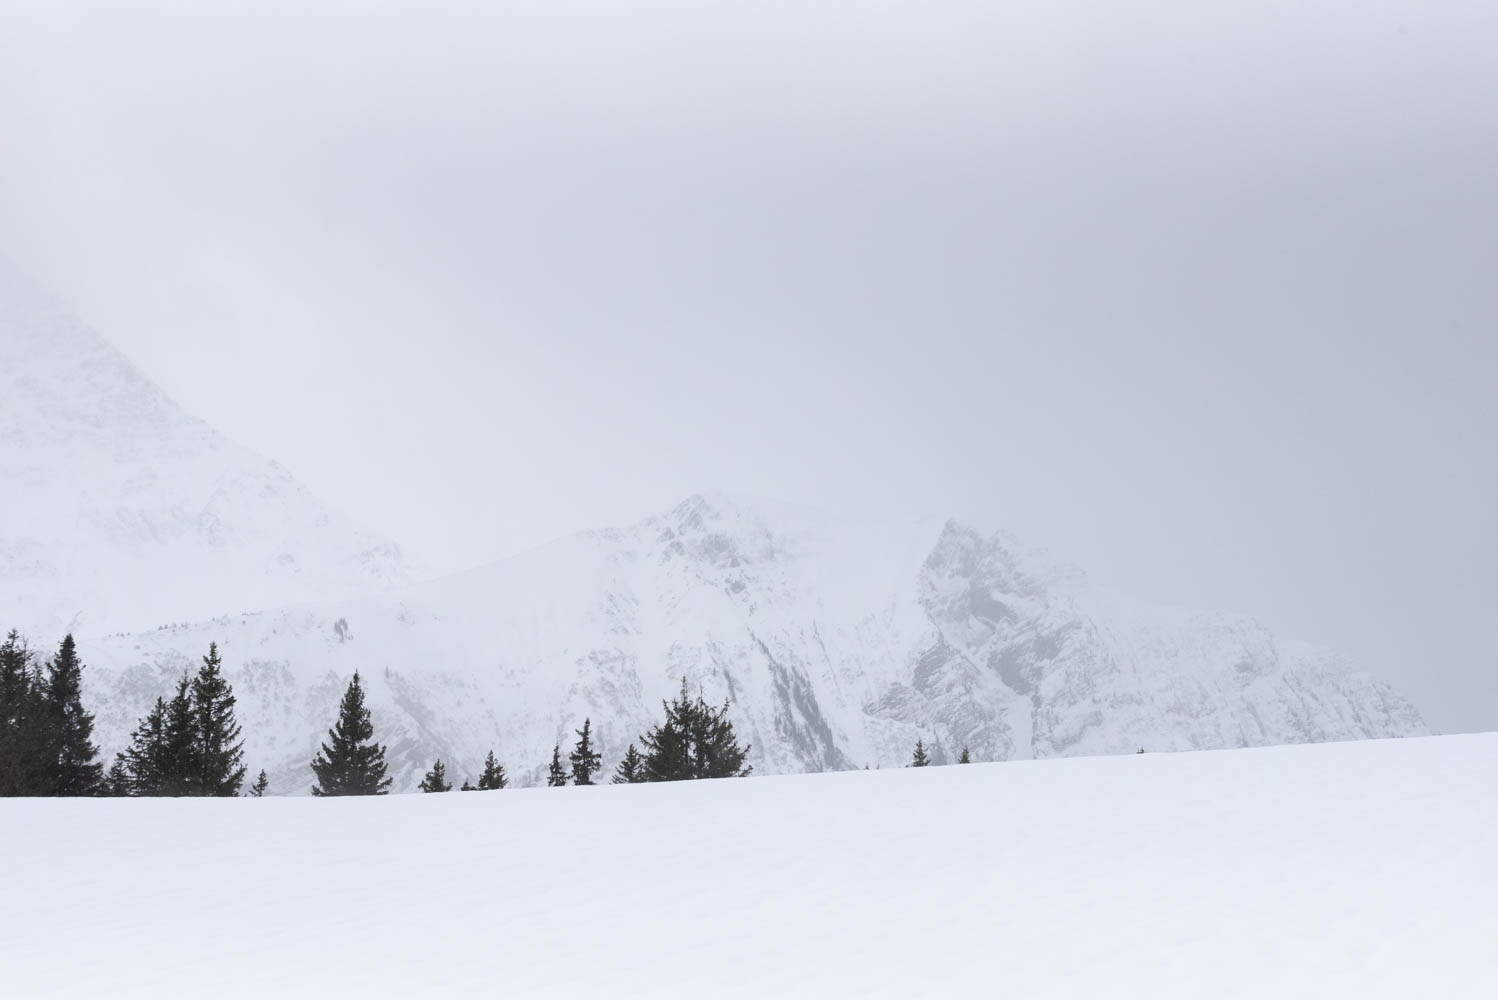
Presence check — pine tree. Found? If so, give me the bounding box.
[477,750,508,790]
[311,673,392,796]
[103,758,132,797]
[958,745,971,764]
[639,678,752,782]
[159,674,199,796]
[910,740,930,768]
[38,635,103,796]
[0,631,39,796]
[248,769,269,798]
[569,718,602,785]
[611,743,645,784]
[419,758,453,793]
[119,696,169,795]
[460,779,476,791]
[191,643,246,796]
[546,744,568,787]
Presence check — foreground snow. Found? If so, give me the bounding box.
[4,734,1494,998]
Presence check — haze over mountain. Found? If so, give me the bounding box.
[0,268,412,638]
[1,284,1425,790]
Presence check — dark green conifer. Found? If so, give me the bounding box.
[248,769,269,798]
[460,779,476,791]
[159,674,198,796]
[191,643,246,796]
[639,678,752,781]
[611,743,645,784]
[119,696,169,795]
[310,673,392,796]
[103,757,132,797]
[910,740,930,768]
[546,744,568,787]
[38,635,104,796]
[419,758,453,792]
[477,750,508,790]
[0,631,39,795]
[569,718,602,785]
[958,745,971,764]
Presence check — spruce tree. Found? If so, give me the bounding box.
[38,635,103,796]
[611,743,645,784]
[119,696,169,795]
[191,643,246,796]
[103,758,132,797]
[958,745,971,764]
[311,673,392,796]
[477,750,508,790]
[569,718,602,785]
[460,779,476,791]
[0,631,38,796]
[248,769,269,798]
[419,758,453,793]
[159,674,198,796]
[639,678,752,781]
[546,744,568,787]
[910,740,930,768]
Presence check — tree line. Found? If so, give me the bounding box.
[415,678,753,794]
[2,631,758,797]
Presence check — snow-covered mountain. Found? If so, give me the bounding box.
[75,494,1425,793]
[1,274,1425,791]
[0,269,412,637]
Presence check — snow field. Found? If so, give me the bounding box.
[2,734,1494,998]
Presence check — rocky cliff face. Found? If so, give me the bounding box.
[73,496,1426,793]
[1,281,1425,792]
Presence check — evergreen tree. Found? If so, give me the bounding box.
[248,769,269,798]
[0,631,40,796]
[38,635,103,796]
[546,744,568,787]
[958,745,971,764]
[611,743,645,785]
[103,758,132,797]
[910,740,930,768]
[419,758,453,793]
[119,696,169,795]
[569,718,602,785]
[476,750,508,790]
[460,779,476,791]
[639,678,752,782]
[311,673,392,796]
[191,643,246,796]
[159,674,199,796]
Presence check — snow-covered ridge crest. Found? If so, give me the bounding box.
[0,272,413,638]
[0,280,1425,791]
[78,491,1425,794]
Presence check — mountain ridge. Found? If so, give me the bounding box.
[72,492,1426,792]
[0,284,1426,790]
[1,273,414,636]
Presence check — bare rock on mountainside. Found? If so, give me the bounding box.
[1,275,1425,791]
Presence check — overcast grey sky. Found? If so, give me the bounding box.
[1,0,1495,733]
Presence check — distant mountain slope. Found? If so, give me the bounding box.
[0,270,412,637]
[76,495,1425,792]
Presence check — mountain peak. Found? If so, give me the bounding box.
[1,294,411,636]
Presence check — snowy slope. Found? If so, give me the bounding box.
[0,268,412,637]
[1,275,1424,787]
[76,494,1425,793]
[3,734,1493,998]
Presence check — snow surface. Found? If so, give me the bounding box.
[74,495,1426,793]
[3,272,1426,790]
[2,733,1494,998]
[0,274,413,638]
